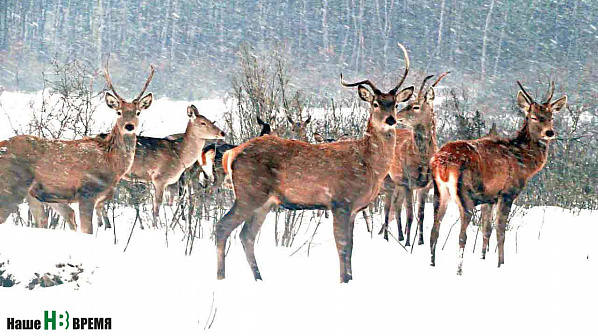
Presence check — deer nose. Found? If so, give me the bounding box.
[545,129,555,138]
[124,124,135,132]
[385,116,397,126]
[220,131,226,138]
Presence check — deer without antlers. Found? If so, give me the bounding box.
[379,72,449,246]
[216,43,414,283]
[0,62,155,234]
[429,81,567,274]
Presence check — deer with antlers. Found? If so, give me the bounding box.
[216,43,414,283]
[429,81,567,274]
[378,73,449,246]
[0,63,155,234]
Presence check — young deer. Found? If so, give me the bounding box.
[216,43,414,283]
[429,81,567,274]
[0,64,155,234]
[379,73,449,246]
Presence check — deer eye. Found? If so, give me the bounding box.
[531,116,538,121]
[201,121,207,126]
[136,110,141,116]
[117,110,122,116]
[413,105,420,111]
[373,102,379,108]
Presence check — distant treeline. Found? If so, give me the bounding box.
[0,0,596,105]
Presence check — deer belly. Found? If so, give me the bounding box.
[277,184,332,210]
[29,182,77,203]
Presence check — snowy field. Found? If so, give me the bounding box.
[1,204,597,335]
[0,93,597,335]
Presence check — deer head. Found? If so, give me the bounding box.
[341,43,414,134]
[516,81,567,141]
[286,114,311,141]
[187,105,226,139]
[396,72,449,130]
[104,61,155,136]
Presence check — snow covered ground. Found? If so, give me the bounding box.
[0,93,596,335]
[1,204,596,336]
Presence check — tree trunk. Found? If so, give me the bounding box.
[480,0,495,83]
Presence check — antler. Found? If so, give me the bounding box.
[417,75,435,98]
[104,59,122,100]
[431,71,450,88]
[389,43,411,95]
[543,81,554,104]
[340,73,381,95]
[135,65,155,101]
[516,81,534,103]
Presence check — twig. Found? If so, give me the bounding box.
[203,292,217,331]
[472,225,480,253]
[387,230,409,253]
[538,207,546,240]
[123,208,140,252]
[442,217,460,250]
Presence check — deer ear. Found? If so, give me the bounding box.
[303,115,311,125]
[138,93,153,111]
[187,105,199,119]
[105,92,120,110]
[551,95,567,113]
[396,86,414,103]
[425,87,435,102]
[314,133,324,143]
[358,85,373,102]
[517,91,532,113]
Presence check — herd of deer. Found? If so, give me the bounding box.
[0,43,567,282]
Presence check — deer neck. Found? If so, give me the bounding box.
[104,125,137,176]
[363,123,396,180]
[512,119,550,173]
[411,124,436,161]
[177,121,206,168]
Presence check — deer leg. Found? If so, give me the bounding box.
[332,207,354,283]
[456,195,474,276]
[240,201,273,281]
[79,200,96,234]
[480,203,493,259]
[379,186,395,241]
[394,188,405,241]
[95,202,111,229]
[416,188,428,245]
[152,182,166,227]
[216,201,253,280]
[496,197,514,267]
[430,180,449,267]
[404,187,415,246]
[27,194,48,228]
[49,203,77,231]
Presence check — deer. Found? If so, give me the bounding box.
[286,114,311,141]
[215,43,414,283]
[197,115,277,188]
[378,73,449,246]
[429,81,567,274]
[0,63,155,234]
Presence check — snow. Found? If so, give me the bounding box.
[1,204,597,335]
[0,93,596,335]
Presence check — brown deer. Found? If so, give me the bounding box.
[0,63,155,234]
[429,81,567,274]
[216,43,414,283]
[286,114,311,141]
[379,73,449,246]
